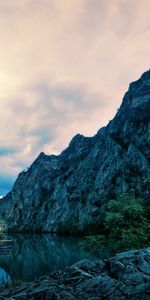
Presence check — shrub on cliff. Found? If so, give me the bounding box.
[104,194,150,250]
[82,194,150,255]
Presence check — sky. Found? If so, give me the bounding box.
[0,0,150,195]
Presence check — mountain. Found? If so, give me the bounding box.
[0,70,150,233]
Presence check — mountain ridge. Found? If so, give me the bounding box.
[0,70,150,233]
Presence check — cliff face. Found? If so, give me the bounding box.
[0,70,150,232]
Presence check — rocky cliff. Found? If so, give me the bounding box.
[0,70,150,232]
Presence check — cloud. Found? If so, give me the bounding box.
[0,0,150,194]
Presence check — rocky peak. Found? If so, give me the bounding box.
[108,71,150,146]
[129,69,150,93]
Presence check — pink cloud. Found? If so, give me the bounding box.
[0,0,150,194]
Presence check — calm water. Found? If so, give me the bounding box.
[0,234,97,287]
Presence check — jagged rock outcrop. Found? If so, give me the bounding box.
[0,70,150,232]
[0,248,150,299]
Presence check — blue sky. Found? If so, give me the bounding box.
[0,0,150,195]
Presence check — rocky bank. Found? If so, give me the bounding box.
[0,247,150,299]
[0,70,150,232]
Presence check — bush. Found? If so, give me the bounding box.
[82,194,150,255]
[104,194,150,249]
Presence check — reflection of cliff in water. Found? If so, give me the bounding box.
[0,234,95,282]
[0,266,11,288]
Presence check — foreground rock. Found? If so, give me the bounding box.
[0,248,150,299]
[0,70,150,233]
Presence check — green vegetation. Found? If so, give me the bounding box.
[82,194,150,255]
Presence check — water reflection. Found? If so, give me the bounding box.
[0,234,96,282]
[0,266,11,288]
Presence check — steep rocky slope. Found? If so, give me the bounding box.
[0,70,150,232]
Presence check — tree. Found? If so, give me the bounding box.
[104,194,150,250]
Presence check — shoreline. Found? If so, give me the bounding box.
[0,247,149,300]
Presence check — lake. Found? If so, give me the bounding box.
[0,234,98,287]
